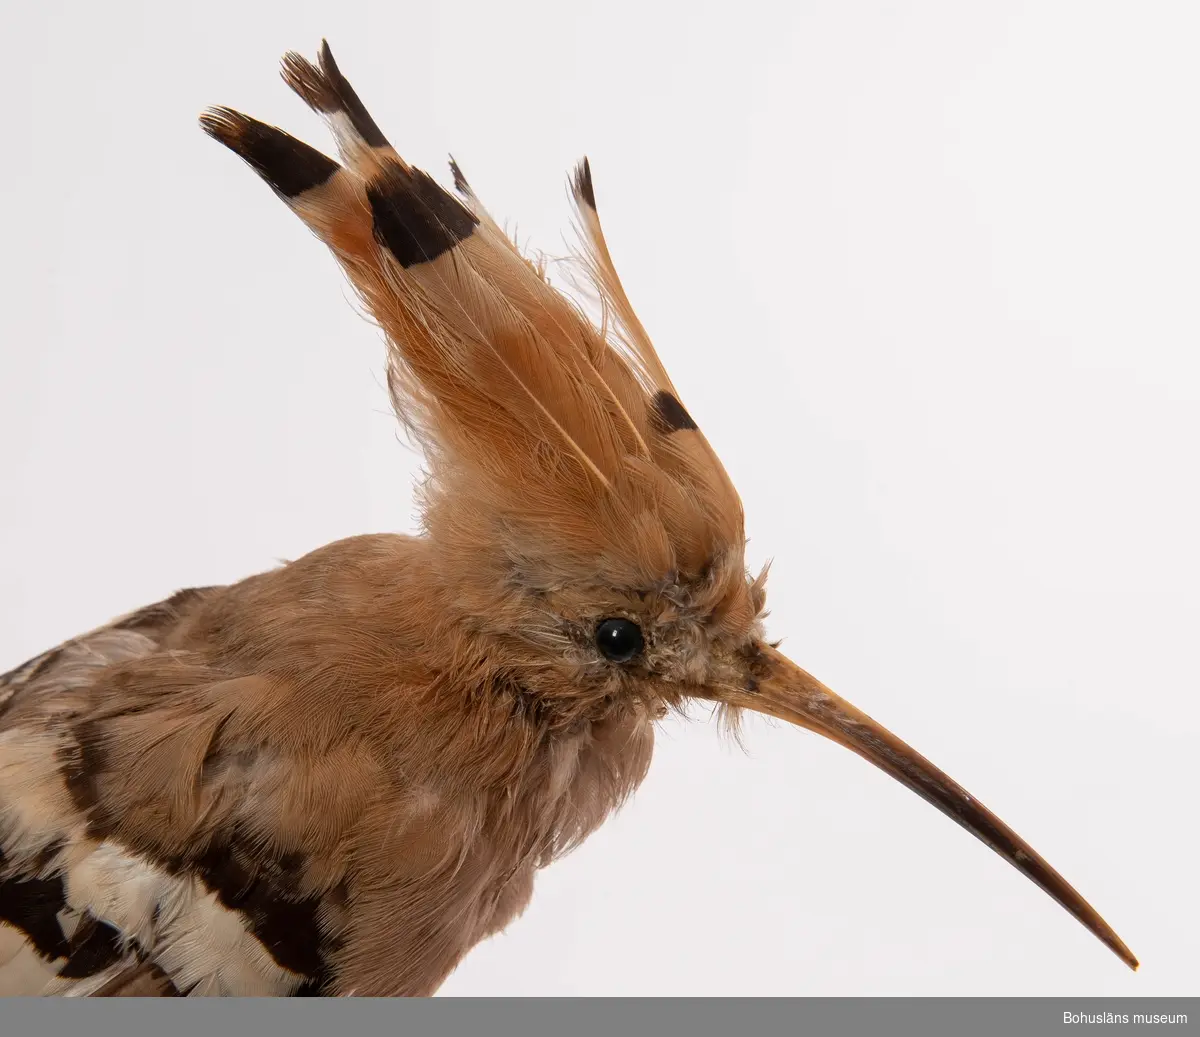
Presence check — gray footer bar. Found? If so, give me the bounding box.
[2,995,1195,1037]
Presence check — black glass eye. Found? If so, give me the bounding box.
[595,618,644,663]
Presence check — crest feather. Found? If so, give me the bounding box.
[201,41,744,583]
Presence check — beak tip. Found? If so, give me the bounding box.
[1106,936,1139,972]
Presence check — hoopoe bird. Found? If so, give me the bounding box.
[0,41,1136,997]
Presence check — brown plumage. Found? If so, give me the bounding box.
[0,41,1136,996]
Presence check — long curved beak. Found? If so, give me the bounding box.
[715,642,1137,970]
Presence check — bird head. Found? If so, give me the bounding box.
[201,40,1136,974]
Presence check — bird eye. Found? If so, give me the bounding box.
[595,618,644,663]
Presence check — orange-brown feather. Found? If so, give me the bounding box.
[200,42,746,596]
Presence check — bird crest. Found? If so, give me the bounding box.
[202,42,749,614]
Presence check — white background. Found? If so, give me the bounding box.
[1,0,1195,996]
